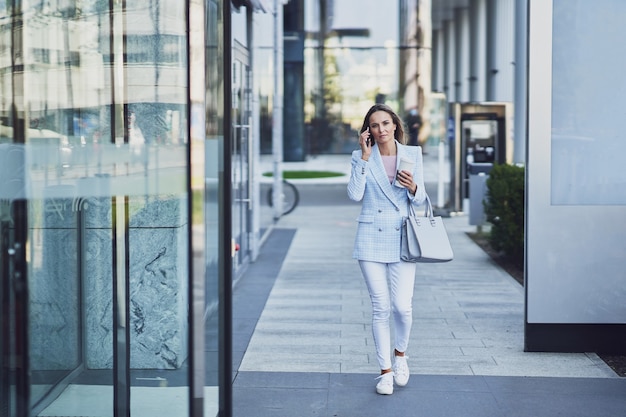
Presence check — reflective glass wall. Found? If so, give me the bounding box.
[0,0,227,415]
[300,0,418,155]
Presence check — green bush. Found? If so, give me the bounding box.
[483,163,525,267]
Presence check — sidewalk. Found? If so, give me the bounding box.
[234,150,626,416]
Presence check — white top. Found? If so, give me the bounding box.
[381,155,397,183]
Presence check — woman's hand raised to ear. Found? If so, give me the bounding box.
[360,127,372,161]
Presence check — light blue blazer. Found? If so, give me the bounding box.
[347,141,427,263]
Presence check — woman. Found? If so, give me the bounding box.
[347,103,426,395]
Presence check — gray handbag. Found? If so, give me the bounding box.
[401,194,453,263]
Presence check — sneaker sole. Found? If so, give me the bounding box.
[376,387,393,395]
[394,376,409,387]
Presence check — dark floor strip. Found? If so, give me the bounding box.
[233,371,626,417]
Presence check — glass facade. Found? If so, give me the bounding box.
[302,0,418,155]
[0,0,228,415]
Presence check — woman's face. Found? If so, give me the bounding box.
[368,111,396,145]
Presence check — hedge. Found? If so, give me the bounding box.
[483,163,525,268]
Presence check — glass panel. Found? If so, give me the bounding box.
[0,200,20,417]
[231,53,251,272]
[0,2,17,413]
[0,0,230,414]
[0,2,31,414]
[188,0,224,414]
[203,0,224,414]
[122,2,190,415]
[22,2,118,413]
[0,1,191,415]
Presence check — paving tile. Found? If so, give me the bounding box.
[412,337,487,348]
[236,204,618,378]
[240,358,341,373]
[245,343,340,355]
[233,387,328,417]
[410,346,465,357]
[234,371,330,389]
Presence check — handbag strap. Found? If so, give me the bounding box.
[407,193,434,219]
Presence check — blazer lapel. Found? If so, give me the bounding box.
[370,144,402,209]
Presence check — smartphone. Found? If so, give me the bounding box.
[365,127,373,147]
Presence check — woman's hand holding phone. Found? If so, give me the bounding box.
[360,127,372,161]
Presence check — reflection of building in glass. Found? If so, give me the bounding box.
[0,3,187,147]
[301,0,426,155]
[0,1,222,415]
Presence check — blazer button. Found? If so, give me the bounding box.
[395,227,400,231]
[378,228,383,232]
[378,209,382,213]
[396,207,400,211]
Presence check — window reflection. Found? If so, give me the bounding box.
[0,1,209,415]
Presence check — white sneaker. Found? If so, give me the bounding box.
[393,355,410,387]
[375,372,394,395]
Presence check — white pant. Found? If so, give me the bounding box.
[359,260,417,370]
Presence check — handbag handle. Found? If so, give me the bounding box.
[407,193,434,219]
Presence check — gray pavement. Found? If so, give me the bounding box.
[233,149,626,416]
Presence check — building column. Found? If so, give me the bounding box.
[470,0,488,101]
[455,7,471,102]
[487,0,515,101]
[432,28,445,93]
[282,1,305,161]
[513,0,528,164]
[444,20,456,102]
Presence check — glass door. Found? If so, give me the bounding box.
[1,4,80,415]
[28,180,83,413]
[231,45,252,273]
[1,0,231,414]
[1,1,198,415]
[0,187,29,417]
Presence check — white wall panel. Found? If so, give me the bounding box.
[526,0,626,324]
